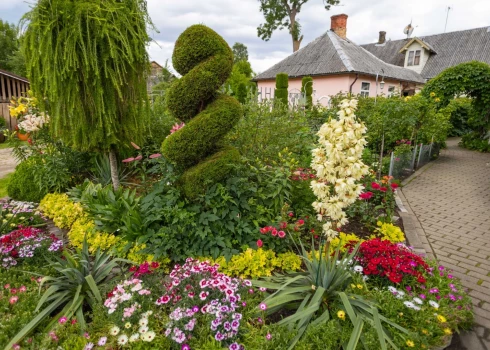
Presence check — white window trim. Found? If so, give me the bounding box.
[360,82,370,97]
[407,49,421,67]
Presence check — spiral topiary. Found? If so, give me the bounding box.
[163,25,243,198]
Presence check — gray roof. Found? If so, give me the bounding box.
[253,30,425,83]
[362,26,490,79]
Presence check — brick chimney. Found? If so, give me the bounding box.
[378,31,386,44]
[330,14,348,39]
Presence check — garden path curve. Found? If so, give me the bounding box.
[0,148,17,178]
[401,138,490,350]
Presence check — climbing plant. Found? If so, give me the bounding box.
[163,25,242,198]
[422,61,490,139]
[21,0,152,189]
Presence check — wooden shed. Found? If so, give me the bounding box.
[0,68,30,130]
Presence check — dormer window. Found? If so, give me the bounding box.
[407,50,421,66]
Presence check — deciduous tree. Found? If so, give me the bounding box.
[232,42,249,63]
[257,0,340,52]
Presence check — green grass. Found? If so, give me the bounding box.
[0,173,12,198]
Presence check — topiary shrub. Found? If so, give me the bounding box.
[301,76,313,109]
[275,72,289,106]
[7,161,47,202]
[163,24,242,198]
[236,82,247,104]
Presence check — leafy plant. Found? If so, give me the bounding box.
[5,239,129,349]
[253,240,407,349]
[91,154,134,187]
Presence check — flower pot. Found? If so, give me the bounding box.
[17,132,30,141]
[431,335,453,350]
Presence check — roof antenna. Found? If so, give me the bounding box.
[444,6,452,33]
[403,20,415,39]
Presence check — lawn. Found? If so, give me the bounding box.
[0,173,12,197]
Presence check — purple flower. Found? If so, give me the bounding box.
[438,265,444,271]
[259,302,267,311]
[266,333,272,340]
[192,305,199,313]
[215,332,225,341]
[229,343,240,350]
[429,288,439,294]
[97,337,107,346]
[405,286,412,292]
[257,317,263,324]
[448,274,453,279]
[419,294,426,299]
[182,344,191,350]
[448,294,457,301]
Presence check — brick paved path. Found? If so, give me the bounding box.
[0,148,17,178]
[402,138,490,349]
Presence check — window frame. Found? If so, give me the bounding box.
[414,50,421,65]
[407,49,421,66]
[388,86,396,96]
[360,82,370,97]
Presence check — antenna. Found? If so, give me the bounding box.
[403,21,415,39]
[444,6,452,33]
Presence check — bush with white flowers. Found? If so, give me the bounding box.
[310,98,369,240]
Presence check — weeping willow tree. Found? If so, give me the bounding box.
[21,0,152,189]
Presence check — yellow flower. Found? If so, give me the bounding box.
[350,284,356,289]
[337,310,345,320]
[437,315,447,323]
[430,92,436,97]
[435,97,441,102]
[356,284,363,289]
[406,340,415,347]
[125,322,131,329]
[443,328,452,335]
[422,329,428,335]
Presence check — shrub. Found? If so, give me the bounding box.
[39,193,83,229]
[274,72,288,105]
[8,161,47,202]
[301,76,313,108]
[460,131,490,152]
[163,25,242,198]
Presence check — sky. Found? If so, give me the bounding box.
[1,0,490,75]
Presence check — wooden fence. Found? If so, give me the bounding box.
[0,69,30,130]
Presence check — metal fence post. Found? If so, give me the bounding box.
[410,144,418,171]
[417,143,424,169]
[388,152,395,177]
[429,136,434,159]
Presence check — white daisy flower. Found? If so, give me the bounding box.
[413,297,423,305]
[143,331,156,342]
[138,318,148,327]
[353,265,363,273]
[129,333,139,343]
[429,300,440,309]
[117,334,128,345]
[387,286,397,293]
[110,326,120,336]
[139,325,149,334]
[403,301,415,308]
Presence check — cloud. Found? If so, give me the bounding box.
[1,0,489,74]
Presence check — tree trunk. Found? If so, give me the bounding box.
[109,146,120,191]
[293,36,303,52]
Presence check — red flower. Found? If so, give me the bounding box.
[390,183,399,190]
[278,231,286,238]
[129,266,137,272]
[288,212,294,217]
[279,222,288,229]
[150,261,160,269]
[297,219,305,225]
[271,228,278,236]
[359,191,373,200]
[371,182,381,190]
[379,187,387,192]
[256,239,263,248]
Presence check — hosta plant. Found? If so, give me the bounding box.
[5,238,129,349]
[253,240,407,350]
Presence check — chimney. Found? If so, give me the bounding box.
[330,14,348,39]
[378,31,386,44]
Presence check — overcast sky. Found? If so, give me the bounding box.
[1,0,489,74]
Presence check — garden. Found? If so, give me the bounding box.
[0,1,480,349]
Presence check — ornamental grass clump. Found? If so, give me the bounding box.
[311,98,369,241]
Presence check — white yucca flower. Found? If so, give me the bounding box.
[310,98,369,241]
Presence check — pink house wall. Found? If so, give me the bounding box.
[256,74,407,106]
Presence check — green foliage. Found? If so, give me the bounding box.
[460,131,490,152]
[301,76,313,109]
[236,82,247,104]
[8,161,47,202]
[253,241,407,349]
[163,25,242,198]
[0,20,26,76]
[232,42,249,63]
[275,72,289,106]
[257,0,340,51]
[138,159,293,261]
[226,98,314,166]
[422,61,490,139]
[443,98,475,137]
[21,0,152,151]
[6,239,127,349]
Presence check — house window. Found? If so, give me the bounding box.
[388,86,395,96]
[360,82,370,97]
[407,50,421,66]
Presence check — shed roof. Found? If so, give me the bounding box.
[0,68,29,84]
